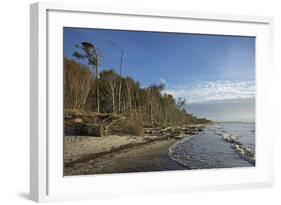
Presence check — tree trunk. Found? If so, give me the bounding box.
[118,52,124,113]
[96,57,100,113]
[118,79,121,113]
[112,91,116,113]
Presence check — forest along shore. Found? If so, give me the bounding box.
[63,109,207,175]
[63,53,212,175]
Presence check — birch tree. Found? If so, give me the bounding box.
[108,41,124,114]
[64,58,93,109]
[100,70,118,113]
[73,42,102,113]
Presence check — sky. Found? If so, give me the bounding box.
[64,27,255,122]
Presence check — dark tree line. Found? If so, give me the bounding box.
[64,42,211,127]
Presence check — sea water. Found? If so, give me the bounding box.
[169,122,255,169]
[220,122,255,151]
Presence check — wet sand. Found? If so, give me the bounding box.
[64,139,187,176]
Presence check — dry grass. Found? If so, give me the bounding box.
[106,117,143,136]
[64,109,143,136]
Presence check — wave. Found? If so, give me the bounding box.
[214,131,255,165]
[168,134,199,169]
[168,125,255,169]
[213,125,222,129]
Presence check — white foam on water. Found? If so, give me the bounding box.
[168,124,255,169]
[213,125,255,165]
[168,135,197,168]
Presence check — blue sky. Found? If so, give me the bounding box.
[64,27,255,122]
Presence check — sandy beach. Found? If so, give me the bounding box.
[64,125,205,176]
[64,138,187,176]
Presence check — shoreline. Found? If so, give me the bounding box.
[64,125,205,176]
[63,123,254,175]
[64,139,188,176]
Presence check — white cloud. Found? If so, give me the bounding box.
[163,80,255,104]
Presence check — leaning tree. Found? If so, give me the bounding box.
[73,42,102,113]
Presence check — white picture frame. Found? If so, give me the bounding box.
[30,2,274,202]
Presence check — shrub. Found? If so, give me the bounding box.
[81,123,104,137]
[64,121,104,137]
